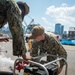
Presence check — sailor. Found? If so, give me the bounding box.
[0,0,31,60]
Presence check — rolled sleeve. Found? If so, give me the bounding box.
[48,36,67,67]
[58,45,67,67]
[54,39,67,67]
[6,0,27,56]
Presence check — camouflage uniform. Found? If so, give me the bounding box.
[0,0,27,56]
[30,33,67,67]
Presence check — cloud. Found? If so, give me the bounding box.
[42,17,55,32]
[42,17,49,24]
[45,5,75,31]
[61,3,68,7]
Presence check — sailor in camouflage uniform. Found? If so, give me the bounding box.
[0,0,31,59]
[28,26,67,74]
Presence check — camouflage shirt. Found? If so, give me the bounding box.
[0,0,27,56]
[30,33,67,67]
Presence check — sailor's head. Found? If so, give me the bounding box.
[17,1,29,20]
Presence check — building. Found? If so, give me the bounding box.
[55,23,61,35]
[61,25,64,35]
[55,23,64,35]
[64,31,67,35]
[68,27,75,39]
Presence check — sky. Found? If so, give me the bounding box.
[16,0,75,32]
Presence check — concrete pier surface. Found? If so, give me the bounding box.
[0,39,75,75]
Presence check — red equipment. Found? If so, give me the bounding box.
[15,61,29,72]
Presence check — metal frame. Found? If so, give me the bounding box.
[13,54,68,75]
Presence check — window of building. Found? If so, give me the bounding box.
[74,32,75,35]
[70,32,72,35]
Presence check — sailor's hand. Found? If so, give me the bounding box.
[22,54,32,60]
[58,67,63,74]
